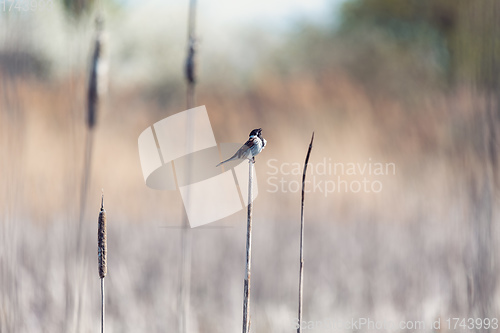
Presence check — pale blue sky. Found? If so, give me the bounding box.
[90,0,348,84]
[196,0,344,30]
[122,0,346,31]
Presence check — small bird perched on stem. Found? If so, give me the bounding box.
[216,128,267,167]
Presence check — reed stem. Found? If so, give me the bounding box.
[297,132,314,333]
[242,159,254,333]
[101,278,105,333]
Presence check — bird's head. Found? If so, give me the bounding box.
[249,128,262,138]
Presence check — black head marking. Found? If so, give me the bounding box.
[249,128,262,137]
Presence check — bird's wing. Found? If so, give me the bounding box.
[236,140,253,158]
[216,138,256,167]
[244,137,258,149]
[244,138,255,148]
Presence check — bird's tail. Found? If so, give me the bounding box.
[216,155,236,167]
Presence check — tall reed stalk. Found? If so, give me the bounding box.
[242,160,254,333]
[179,1,197,332]
[75,14,108,332]
[79,14,107,253]
[297,132,314,333]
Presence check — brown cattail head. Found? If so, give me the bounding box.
[185,36,197,84]
[87,14,108,129]
[98,191,107,278]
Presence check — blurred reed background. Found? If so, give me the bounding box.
[1,0,500,332]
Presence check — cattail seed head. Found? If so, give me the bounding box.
[98,192,107,279]
[185,36,196,84]
[87,14,109,129]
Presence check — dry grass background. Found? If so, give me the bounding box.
[1,2,500,333]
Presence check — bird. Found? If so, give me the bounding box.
[216,128,267,167]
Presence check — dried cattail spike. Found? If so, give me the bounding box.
[185,36,196,84]
[98,191,107,278]
[87,14,108,129]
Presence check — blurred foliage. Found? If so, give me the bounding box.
[60,0,121,20]
[338,0,500,90]
[459,0,500,92]
[0,50,50,78]
[61,0,95,18]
